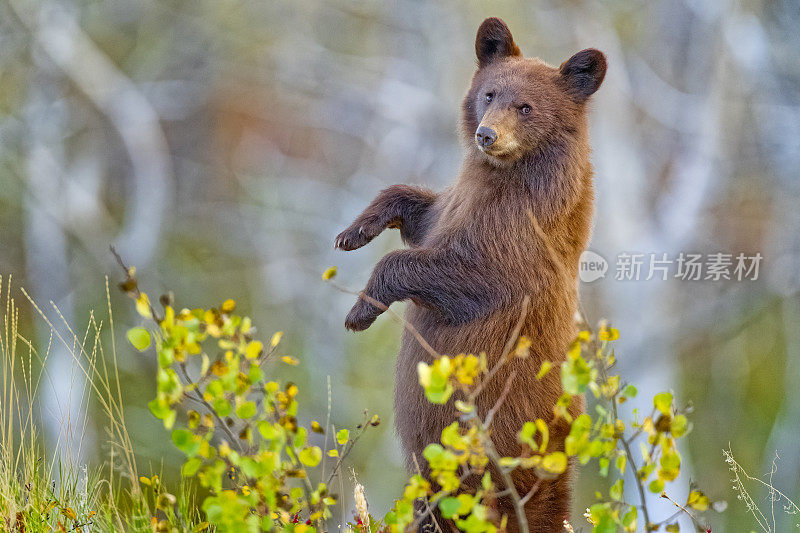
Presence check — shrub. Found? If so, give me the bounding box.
[120,262,716,533]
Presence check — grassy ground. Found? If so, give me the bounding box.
[0,275,204,532]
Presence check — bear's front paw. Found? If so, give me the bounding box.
[334,220,380,251]
[344,298,382,331]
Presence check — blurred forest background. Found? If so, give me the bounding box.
[1,0,799,531]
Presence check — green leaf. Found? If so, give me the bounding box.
[561,355,595,395]
[423,384,453,405]
[648,478,665,493]
[609,479,624,501]
[598,457,609,477]
[293,426,307,448]
[182,457,202,477]
[588,504,618,533]
[258,421,278,440]
[622,506,637,529]
[615,454,627,475]
[423,443,444,462]
[653,392,673,415]
[517,421,536,448]
[148,398,171,419]
[670,414,688,437]
[157,348,174,368]
[127,327,151,351]
[298,446,322,467]
[235,401,257,419]
[171,429,201,457]
[438,497,461,519]
[212,397,231,417]
[336,429,349,446]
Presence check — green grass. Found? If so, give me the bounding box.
[0,275,204,532]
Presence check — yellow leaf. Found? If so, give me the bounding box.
[687,490,709,511]
[455,400,474,413]
[536,361,552,380]
[535,419,549,453]
[282,355,299,366]
[270,331,283,348]
[514,336,532,358]
[541,452,568,475]
[322,266,337,280]
[327,449,339,457]
[139,476,151,486]
[598,325,619,341]
[136,293,151,318]
[298,446,322,467]
[221,299,236,313]
[246,341,263,360]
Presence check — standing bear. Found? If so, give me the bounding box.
[335,17,606,533]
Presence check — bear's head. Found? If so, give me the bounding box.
[462,18,606,167]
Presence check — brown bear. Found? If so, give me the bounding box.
[335,17,605,533]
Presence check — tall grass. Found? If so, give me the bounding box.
[0,275,201,532]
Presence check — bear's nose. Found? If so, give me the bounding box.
[475,126,497,148]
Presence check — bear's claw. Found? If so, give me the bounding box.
[335,225,371,251]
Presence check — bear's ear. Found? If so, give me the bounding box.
[559,49,607,102]
[475,17,521,68]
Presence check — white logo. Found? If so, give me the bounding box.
[579,250,608,283]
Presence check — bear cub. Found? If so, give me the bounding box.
[335,17,606,533]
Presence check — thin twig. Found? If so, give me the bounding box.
[110,246,163,323]
[481,436,529,533]
[483,370,517,430]
[328,280,441,359]
[518,478,543,507]
[660,491,706,531]
[325,412,373,485]
[176,363,242,452]
[586,316,653,531]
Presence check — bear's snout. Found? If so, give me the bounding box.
[475,126,497,148]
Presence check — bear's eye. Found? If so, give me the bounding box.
[520,105,532,115]
[485,93,494,103]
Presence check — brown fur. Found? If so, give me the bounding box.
[335,18,606,533]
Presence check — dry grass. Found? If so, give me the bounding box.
[0,275,200,532]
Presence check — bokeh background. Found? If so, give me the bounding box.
[1,0,799,530]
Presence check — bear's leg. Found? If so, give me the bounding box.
[334,184,437,250]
